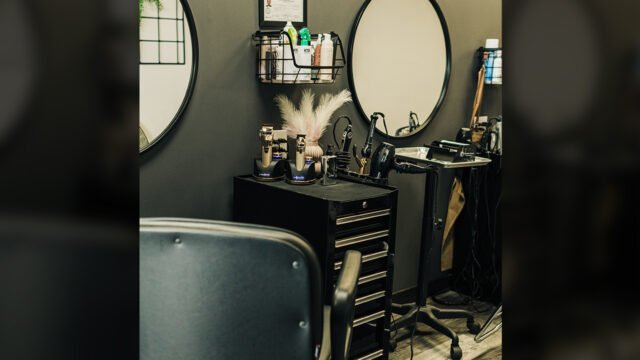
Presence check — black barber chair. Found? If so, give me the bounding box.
[140,218,362,360]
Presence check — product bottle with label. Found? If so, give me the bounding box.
[295,28,312,81]
[319,33,334,82]
[282,21,298,82]
[492,50,502,84]
[259,35,268,80]
[312,34,323,81]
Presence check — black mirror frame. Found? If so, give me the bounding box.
[140,0,199,154]
[347,0,451,139]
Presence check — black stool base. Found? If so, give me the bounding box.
[389,302,480,359]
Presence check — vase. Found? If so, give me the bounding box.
[305,140,323,174]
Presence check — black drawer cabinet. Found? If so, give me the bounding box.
[233,176,397,360]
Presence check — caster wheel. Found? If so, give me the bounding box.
[467,320,481,334]
[450,345,462,360]
[389,339,397,352]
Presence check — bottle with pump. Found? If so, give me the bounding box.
[319,33,334,82]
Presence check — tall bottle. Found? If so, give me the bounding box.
[296,27,312,81]
[282,21,297,82]
[492,50,502,84]
[319,33,334,82]
[259,35,268,80]
[312,34,323,81]
[484,51,494,84]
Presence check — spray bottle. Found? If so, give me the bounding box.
[296,27,312,81]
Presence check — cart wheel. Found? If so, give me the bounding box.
[467,319,481,334]
[450,344,462,360]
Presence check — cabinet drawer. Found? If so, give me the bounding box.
[334,258,388,290]
[350,324,382,359]
[336,209,391,238]
[336,197,392,217]
[358,270,387,285]
[332,270,387,304]
[335,229,389,249]
[354,296,385,319]
[353,309,385,327]
[334,240,387,263]
[354,348,384,360]
[334,242,388,271]
[355,278,386,302]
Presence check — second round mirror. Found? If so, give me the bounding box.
[349,0,451,138]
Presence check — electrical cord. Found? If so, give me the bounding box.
[484,165,500,297]
[332,115,352,148]
[380,113,390,140]
[390,312,398,342]
[452,169,482,298]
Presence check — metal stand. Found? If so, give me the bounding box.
[389,150,491,359]
[474,304,502,343]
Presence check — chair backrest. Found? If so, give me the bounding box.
[140,218,323,360]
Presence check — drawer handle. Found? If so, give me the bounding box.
[355,291,386,306]
[358,271,387,285]
[336,209,390,226]
[334,247,388,271]
[353,310,385,327]
[335,230,389,248]
[355,349,384,360]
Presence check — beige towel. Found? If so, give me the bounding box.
[441,177,465,271]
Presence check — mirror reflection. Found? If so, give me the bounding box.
[349,0,450,138]
[139,0,197,152]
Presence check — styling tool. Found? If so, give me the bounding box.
[358,112,385,175]
[368,142,429,184]
[253,125,286,181]
[331,115,353,171]
[285,134,317,184]
[320,155,338,186]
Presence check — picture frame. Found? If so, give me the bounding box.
[259,0,307,28]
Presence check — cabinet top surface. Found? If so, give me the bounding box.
[235,176,396,202]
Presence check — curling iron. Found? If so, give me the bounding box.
[356,112,385,175]
[341,123,353,153]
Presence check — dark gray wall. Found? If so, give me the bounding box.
[140,0,501,292]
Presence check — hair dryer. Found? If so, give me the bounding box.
[369,142,429,181]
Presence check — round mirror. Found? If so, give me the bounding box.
[139,0,198,153]
[348,0,450,138]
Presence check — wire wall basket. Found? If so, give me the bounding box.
[253,30,346,84]
[476,47,502,85]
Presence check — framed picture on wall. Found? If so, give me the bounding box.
[259,0,307,28]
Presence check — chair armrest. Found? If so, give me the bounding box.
[330,250,362,360]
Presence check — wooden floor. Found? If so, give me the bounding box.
[388,299,502,360]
